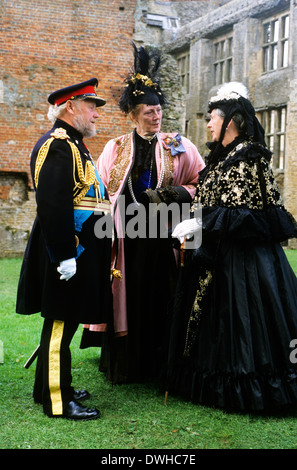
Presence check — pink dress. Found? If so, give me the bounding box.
[82,130,204,383]
[97,131,204,335]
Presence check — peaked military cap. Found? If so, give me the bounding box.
[48,78,106,107]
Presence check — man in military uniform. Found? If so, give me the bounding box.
[16,78,112,420]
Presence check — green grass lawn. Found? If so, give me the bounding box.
[1,253,297,452]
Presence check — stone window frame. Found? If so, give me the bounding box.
[213,32,233,86]
[262,11,290,73]
[146,13,179,30]
[257,105,287,171]
[176,50,190,95]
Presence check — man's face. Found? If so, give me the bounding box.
[132,104,162,136]
[72,99,99,138]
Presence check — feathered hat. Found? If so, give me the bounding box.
[208,81,266,146]
[119,42,166,113]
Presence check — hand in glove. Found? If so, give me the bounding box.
[57,258,76,281]
[172,218,202,243]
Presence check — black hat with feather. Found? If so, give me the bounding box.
[119,42,166,113]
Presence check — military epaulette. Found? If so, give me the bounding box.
[50,127,70,140]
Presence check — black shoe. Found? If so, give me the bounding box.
[62,400,101,421]
[74,389,90,401]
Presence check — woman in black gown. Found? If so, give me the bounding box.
[169,82,297,411]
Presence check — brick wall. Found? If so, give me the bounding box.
[0,0,140,256]
[0,0,138,188]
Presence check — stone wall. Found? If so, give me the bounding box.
[0,0,210,257]
[0,173,35,257]
[1,0,297,256]
[0,0,138,257]
[0,0,140,185]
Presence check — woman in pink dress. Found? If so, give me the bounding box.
[81,44,205,384]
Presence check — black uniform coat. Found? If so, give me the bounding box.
[16,119,112,324]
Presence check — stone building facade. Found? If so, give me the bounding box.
[1,0,297,256]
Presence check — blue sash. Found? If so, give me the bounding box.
[74,167,105,258]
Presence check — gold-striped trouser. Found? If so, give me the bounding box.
[48,320,64,415]
[33,318,78,416]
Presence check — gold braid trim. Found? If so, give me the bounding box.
[162,147,174,186]
[34,136,55,188]
[69,140,96,204]
[108,133,132,196]
[34,128,96,204]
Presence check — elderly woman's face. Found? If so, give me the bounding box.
[207,109,224,142]
[131,104,162,136]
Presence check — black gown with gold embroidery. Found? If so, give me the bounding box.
[167,136,297,411]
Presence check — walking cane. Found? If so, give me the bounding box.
[24,345,40,369]
[164,240,186,405]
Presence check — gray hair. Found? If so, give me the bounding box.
[213,108,247,134]
[47,97,84,124]
[47,103,67,124]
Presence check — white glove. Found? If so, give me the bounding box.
[57,258,76,281]
[172,218,202,243]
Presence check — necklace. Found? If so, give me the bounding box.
[128,132,165,206]
[136,131,157,144]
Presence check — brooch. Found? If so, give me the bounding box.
[164,134,186,156]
